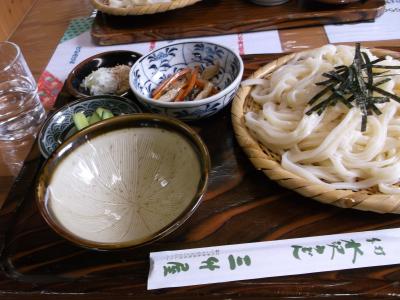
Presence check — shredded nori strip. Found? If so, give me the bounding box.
[369,65,400,69]
[308,84,335,105]
[307,43,400,132]
[369,84,400,103]
[361,52,373,94]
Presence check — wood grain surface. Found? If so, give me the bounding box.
[0,0,93,210]
[8,0,93,80]
[2,54,400,299]
[91,0,386,46]
[2,1,400,298]
[0,0,37,40]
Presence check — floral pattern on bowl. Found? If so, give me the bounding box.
[38,95,141,158]
[129,41,244,121]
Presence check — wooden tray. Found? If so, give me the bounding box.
[2,54,400,299]
[91,0,386,46]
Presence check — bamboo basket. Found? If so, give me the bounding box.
[231,48,400,214]
[91,0,201,15]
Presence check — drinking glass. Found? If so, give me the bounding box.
[0,41,46,176]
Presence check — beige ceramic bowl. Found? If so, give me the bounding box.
[36,114,210,250]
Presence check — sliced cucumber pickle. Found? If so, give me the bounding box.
[88,112,102,125]
[73,112,89,130]
[73,107,115,131]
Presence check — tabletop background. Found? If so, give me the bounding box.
[0,0,93,208]
[1,1,400,298]
[2,0,400,250]
[3,54,400,300]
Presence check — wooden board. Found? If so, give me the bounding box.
[91,0,386,46]
[2,53,400,299]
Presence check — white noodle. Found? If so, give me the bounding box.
[244,45,400,194]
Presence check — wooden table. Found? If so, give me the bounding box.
[8,0,400,81]
[2,0,400,298]
[0,0,93,208]
[2,0,397,207]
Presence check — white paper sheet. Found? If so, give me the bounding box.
[148,228,400,289]
[325,0,400,43]
[45,19,282,84]
[38,17,282,107]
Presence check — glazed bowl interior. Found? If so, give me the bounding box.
[66,50,142,98]
[130,41,243,105]
[36,114,210,250]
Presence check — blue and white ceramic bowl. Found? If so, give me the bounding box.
[129,41,244,121]
[38,95,141,158]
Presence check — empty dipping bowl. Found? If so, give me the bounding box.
[36,114,210,250]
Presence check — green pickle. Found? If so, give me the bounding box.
[88,112,101,125]
[95,107,113,119]
[73,107,115,131]
[73,112,89,130]
[95,107,106,118]
[101,109,114,120]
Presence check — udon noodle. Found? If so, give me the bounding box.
[244,45,400,194]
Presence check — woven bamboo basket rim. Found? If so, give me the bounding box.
[231,47,400,214]
[91,0,201,15]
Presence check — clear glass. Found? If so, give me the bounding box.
[0,41,46,175]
